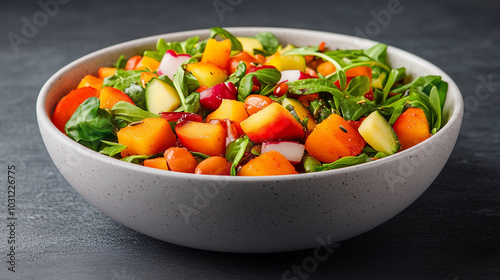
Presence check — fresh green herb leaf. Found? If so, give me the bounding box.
[429,86,442,134]
[103,69,144,91]
[209,27,242,51]
[225,136,252,176]
[309,98,333,124]
[124,83,146,110]
[226,61,247,85]
[345,75,371,97]
[254,31,279,54]
[65,97,116,151]
[121,154,157,164]
[184,92,201,114]
[381,67,406,103]
[287,78,346,100]
[237,74,255,102]
[113,55,127,69]
[316,154,372,171]
[111,101,159,123]
[99,140,127,157]
[339,98,377,121]
[190,151,210,159]
[363,43,388,65]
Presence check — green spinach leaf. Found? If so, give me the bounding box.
[345,75,371,97]
[65,97,116,151]
[254,31,279,55]
[124,83,146,110]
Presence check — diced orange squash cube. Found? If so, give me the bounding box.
[205,99,249,135]
[143,157,169,170]
[134,56,160,72]
[117,118,175,157]
[238,151,298,176]
[392,107,431,150]
[77,75,103,90]
[201,39,232,70]
[175,121,226,156]
[240,102,305,143]
[98,67,117,79]
[98,87,134,109]
[305,114,366,162]
[51,87,97,132]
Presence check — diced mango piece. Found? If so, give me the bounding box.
[175,121,226,156]
[77,75,103,90]
[238,151,298,176]
[240,102,305,144]
[205,99,249,135]
[201,39,231,70]
[185,62,228,88]
[117,118,175,157]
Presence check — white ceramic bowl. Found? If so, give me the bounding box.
[37,27,463,253]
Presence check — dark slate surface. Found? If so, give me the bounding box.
[1,0,499,279]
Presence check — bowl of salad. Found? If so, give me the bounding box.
[37,27,463,253]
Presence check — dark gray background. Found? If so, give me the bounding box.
[1,0,499,279]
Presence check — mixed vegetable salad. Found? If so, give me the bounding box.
[52,27,448,176]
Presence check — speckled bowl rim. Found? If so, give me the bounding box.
[36,27,464,185]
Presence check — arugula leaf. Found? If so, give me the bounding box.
[284,47,348,90]
[345,76,371,97]
[254,31,279,55]
[391,75,443,95]
[286,78,346,100]
[316,154,372,171]
[65,97,116,151]
[111,101,159,123]
[103,69,144,91]
[123,83,146,110]
[363,43,388,65]
[429,86,442,134]
[99,140,127,157]
[113,55,127,69]
[309,98,333,124]
[380,67,406,104]
[209,27,242,51]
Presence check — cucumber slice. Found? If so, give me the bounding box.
[358,111,400,155]
[145,78,181,114]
